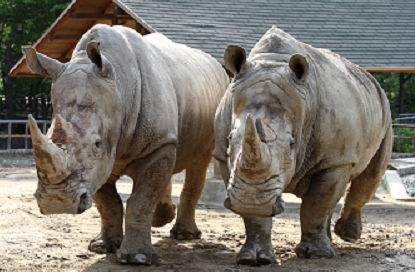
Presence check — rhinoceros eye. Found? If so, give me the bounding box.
[95,141,101,149]
[289,137,295,148]
[92,138,102,154]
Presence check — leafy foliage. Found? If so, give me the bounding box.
[372,72,415,118]
[0,0,70,118]
[392,126,414,153]
[0,1,415,123]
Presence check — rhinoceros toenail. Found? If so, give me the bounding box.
[135,254,146,262]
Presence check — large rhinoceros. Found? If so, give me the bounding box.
[213,26,392,264]
[24,24,228,264]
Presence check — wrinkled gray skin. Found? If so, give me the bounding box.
[25,24,228,265]
[213,26,392,265]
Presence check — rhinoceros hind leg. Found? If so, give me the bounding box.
[335,128,392,243]
[237,217,275,265]
[295,235,335,259]
[170,222,202,240]
[297,167,350,258]
[170,142,214,240]
[89,180,123,254]
[334,208,361,242]
[152,179,176,227]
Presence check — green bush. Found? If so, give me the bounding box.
[393,126,414,153]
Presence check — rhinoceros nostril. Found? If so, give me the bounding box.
[224,196,232,210]
[77,192,88,214]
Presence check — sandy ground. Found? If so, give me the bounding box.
[1,164,415,271]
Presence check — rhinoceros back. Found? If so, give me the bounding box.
[305,47,391,179]
[74,24,228,172]
[143,33,229,170]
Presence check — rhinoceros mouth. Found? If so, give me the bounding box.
[34,171,92,215]
[229,173,283,201]
[226,172,284,216]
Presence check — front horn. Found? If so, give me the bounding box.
[28,114,71,184]
[239,114,271,171]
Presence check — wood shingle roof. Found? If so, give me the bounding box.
[119,0,415,72]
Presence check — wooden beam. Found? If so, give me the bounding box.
[364,67,415,73]
[70,12,131,20]
[50,34,82,42]
[15,73,47,78]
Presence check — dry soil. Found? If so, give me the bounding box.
[1,162,415,271]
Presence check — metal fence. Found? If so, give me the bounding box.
[393,115,415,153]
[1,117,414,154]
[0,119,51,154]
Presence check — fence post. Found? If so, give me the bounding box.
[42,122,47,135]
[397,127,401,153]
[25,122,28,151]
[7,122,11,151]
[413,128,415,153]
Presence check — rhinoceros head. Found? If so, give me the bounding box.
[24,41,121,214]
[222,43,309,217]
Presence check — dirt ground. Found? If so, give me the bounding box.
[1,160,415,271]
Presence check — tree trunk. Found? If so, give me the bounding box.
[398,73,413,116]
[34,79,42,119]
[5,40,14,119]
[41,94,47,119]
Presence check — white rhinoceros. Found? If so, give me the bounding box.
[24,24,228,264]
[213,26,392,264]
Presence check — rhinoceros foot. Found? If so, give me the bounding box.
[236,242,276,265]
[295,239,334,259]
[152,202,176,227]
[334,208,362,243]
[170,222,201,240]
[116,247,158,265]
[88,233,122,253]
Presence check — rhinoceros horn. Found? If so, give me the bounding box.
[239,114,271,172]
[28,114,71,184]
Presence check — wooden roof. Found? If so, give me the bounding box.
[10,0,153,77]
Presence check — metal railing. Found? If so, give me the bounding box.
[0,119,51,153]
[395,117,415,124]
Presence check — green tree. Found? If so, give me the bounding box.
[0,0,70,119]
[372,72,415,119]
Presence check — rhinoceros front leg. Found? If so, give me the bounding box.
[116,144,176,265]
[237,217,276,265]
[89,175,123,253]
[296,167,349,259]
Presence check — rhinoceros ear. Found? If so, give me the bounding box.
[224,45,249,74]
[87,40,112,78]
[23,46,64,79]
[289,54,309,84]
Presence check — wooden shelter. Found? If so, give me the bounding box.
[10,0,154,77]
[10,0,415,77]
